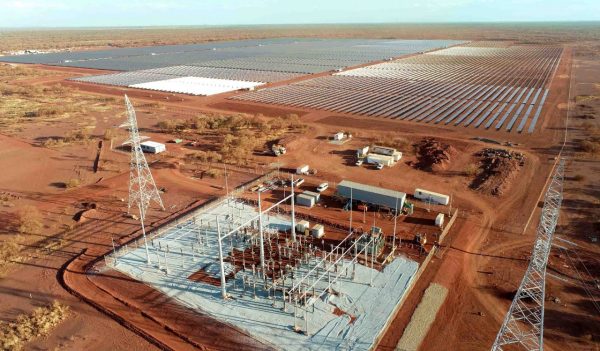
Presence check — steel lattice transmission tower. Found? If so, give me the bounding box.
[491,159,565,351]
[120,95,164,263]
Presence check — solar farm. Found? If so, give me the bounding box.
[2,38,564,133]
[234,44,563,133]
[0,28,589,351]
[2,38,462,96]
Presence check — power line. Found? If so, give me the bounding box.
[559,247,600,314]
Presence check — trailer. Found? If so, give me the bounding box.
[414,188,450,206]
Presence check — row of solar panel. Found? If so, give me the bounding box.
[233,45,563,133]
[233,84,550,133]
[338,55,560,89]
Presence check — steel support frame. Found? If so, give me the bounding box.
[121,95,165,264]
[491,159,564,351]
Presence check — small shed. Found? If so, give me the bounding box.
[371,145,397,156]
[435,213,445,228]
[296,193,315,208]
[357,146,369,157]
[296,164,309,175]
[296,220,310,234]
[140,141,166,154]
[310,224,325,238]
[366,154,393,167]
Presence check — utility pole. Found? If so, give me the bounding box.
[291,174,296,242]
[120,95,164,264]
[392,194,398,251]
[258,192,266,277]
[349,188,353,233]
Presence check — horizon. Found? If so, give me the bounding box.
[1,0,599,28]
[1,20,600,31]
[0,20,600,31]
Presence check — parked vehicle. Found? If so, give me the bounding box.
[316,182,329,192]
[355,159,364,166]
[376,163,384,170]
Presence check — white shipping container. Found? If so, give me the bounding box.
[296,193,315,208]
[140,141,166,154]
[366,154,393,167]
[414,188,450,206]
[303,190,321,202]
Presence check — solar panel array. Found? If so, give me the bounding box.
[2,38,463,85]
[233,45,563,133]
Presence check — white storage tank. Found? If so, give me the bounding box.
[296,193,315,208]
[414,188,450,206]
[296,220,310,234]
[435,213,445,228]
[310,224,325,238]
[140,141,166,154]
[296,164,309,175]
